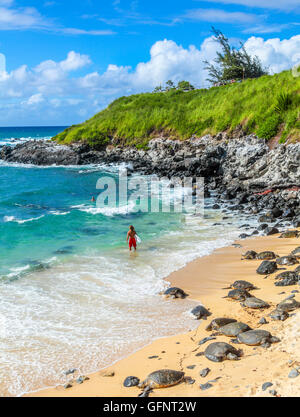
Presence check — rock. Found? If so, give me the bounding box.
[199,368,210,378]
[288,369,299,378]
[259,317,268,324]
[200,383,213,390]
[262,382,273,391]
[63,383,73,389]
[123,376,140,387]
[186,365,196,370]
[265,227,279,236]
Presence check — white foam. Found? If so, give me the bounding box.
[73,200,136,216]
[3,215,45,224]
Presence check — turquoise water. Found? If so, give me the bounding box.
[0,129,249,396]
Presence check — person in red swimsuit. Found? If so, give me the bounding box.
[127,225,137,251]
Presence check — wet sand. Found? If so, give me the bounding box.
[27,229,300,397]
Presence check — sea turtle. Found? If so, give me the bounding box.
[256,261,277,275]
[205,318,237,332]
[269,309,289,321]
[217,322,251,337]
[226,280,256,291]
[276,256,298,266]
[163,287,187,299]
[225,289,251,301]
[291,247,300,256]
[241,250,257,260]
[190,305,211,320]
[204,342,241,362]
[274,271,299,287]
[256,251,278,260]
[279,230,299,239]
[277,298,300,312]
[242,297,270,309]
[138,369,185,389]
[237,330,280,347]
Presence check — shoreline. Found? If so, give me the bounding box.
[27,228,300,397]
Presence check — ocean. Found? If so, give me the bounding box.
[0,127,252,396]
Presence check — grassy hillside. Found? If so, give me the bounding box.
[55,70,300,148]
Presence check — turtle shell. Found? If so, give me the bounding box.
[243,297,269,309]
[142,369,185,388]
[256,251,277,260]
[277,298,300,312]
[276,256,298,266]
[204,342,240,362]
[237,330,271,346]
[242,250,257,260]
[230,280,255,290]
[218,322,251,337]
[164,287,186,298]
[191,305,211,319]
[227,289,251,301]
[205,318,237,331]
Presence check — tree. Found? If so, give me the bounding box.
[177,80,195,91]
[153,85,164,93]
[204,27,268,85]
[165,80,176,91]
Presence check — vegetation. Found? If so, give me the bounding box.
[54,70,300,147]
[204,28,268,85]
[153,80,195,93]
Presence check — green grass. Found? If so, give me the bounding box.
[55,70,300,147]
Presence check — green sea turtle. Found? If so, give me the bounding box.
[291,247,300,256]
[226,280,256,291]
[205,318,237,331]
[277,298,300,312]
[218,322,251,337]
[274,271,299,287]
[256,261,277,275]
[237,330,280,347]
[138,369,185,389]
[269,309,289,321]
[256,251,278,260]
[241,250,257,260]
[276,256,298,266]
[242,297,270,309]
[279,231,299,239]
[204,342,241,362]
[190,305,211,320]
[225,289,251,301]
[163,287,187,299]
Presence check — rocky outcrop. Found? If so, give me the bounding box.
[1,134,299,222]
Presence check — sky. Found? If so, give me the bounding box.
[0,0,299,126]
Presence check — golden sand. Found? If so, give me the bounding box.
[28,230,300,397]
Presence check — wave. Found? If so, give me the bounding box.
[71,200,136,217]
[3,215,45,224]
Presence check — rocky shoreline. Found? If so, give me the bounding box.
[1,134,299,229]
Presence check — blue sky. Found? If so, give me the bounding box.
[0,0,299,126]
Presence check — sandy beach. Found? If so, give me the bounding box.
[28,229,300,398]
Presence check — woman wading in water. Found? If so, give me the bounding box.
[127,225,137,251]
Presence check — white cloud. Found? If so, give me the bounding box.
[0,34,299,125]
[0,53,6,72]
[244,34,300,73]
[203,0,300,11]
[183,8,258,24]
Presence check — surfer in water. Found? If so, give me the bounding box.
[91,196,96,202]
[127,225,137,251]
